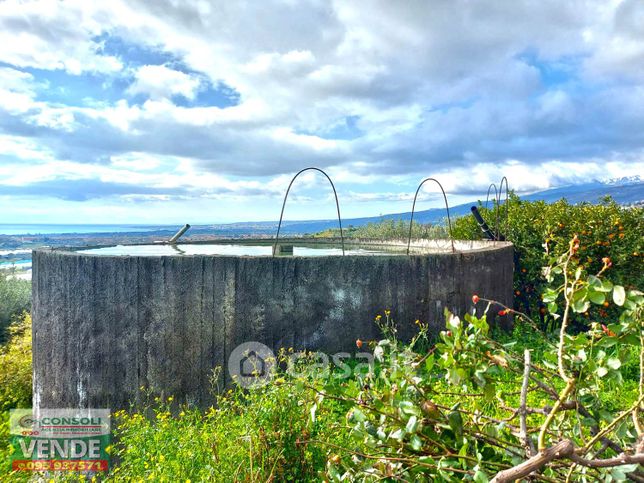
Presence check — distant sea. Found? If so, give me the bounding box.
[0,224,170,236]
[0,259,31,268]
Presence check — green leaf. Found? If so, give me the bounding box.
[613,285,626,306]
[575,266,583,280]
[573,299,590,313]
[405,415,419,433]
[390,428,405,441]
[598,336,618,348]
[448,410,464,441]
[572,287,588,302]
[542,289,558,303]
[327,463,341,481]
[588,290,605,305]
[483,382,496,401]
[474,469,490,483]
[614,464,639,475]
[425,354,435,371]
[588,275,602,289]
[409,434,422,451]
[447,314,461,330]
[310,403,317,423]
[418,456,436,465]
[399,400,420,416]
[365,421,378,438]
[348,408,366,423]
[448,367,462,385]
[373,345,384,362]
[601,279,614,292]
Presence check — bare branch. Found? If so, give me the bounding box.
[627,472,644,483]
[569,452,644,468]
[520,349,536,457]
[492,439,644,483]
[538,379,576,451]
[491,440,575,483]
[635,328,644,437]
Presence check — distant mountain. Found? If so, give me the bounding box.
[523,180,643,205]
[603,175,641,186]
[217,179,643,235]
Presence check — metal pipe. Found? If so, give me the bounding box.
[168,224,191,244]
[471,206,496,240]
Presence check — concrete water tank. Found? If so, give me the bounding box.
[32,238,513,409]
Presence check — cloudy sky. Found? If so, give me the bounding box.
[1,0,643,224]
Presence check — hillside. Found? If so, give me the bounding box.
[269,179,644,234]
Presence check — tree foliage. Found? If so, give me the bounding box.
[317,241,643,481]
[0,272,31,342]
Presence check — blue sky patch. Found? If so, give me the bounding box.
[299,116,363,140]
[517,50,582,88]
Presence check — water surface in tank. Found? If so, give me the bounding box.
[77,243,400,257]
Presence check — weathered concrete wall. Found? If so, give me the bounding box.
[32,241,513,410]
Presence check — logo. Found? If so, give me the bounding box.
[18,415,37,430]
[228,341,275,388]
[9,409,111,473]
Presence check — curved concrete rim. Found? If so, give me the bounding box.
[35,238,513,259]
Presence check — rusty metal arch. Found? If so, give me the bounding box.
[273,167,345,256]
[484,183,498,211]
[497,176,509,240]
[407,178,455,254]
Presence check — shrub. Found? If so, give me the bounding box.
[318,242,643,481]
[454,195,643,328]
[316,218,448,240]
[0,314,33,478]
[109,368,353,481]
[0,313,32,411]
[0,272,31,342]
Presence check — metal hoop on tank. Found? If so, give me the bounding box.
[484,183,499,236]
[407,178,455,254]
[484,183,498,211]
[273,167,345,256]
[497,176,509,240]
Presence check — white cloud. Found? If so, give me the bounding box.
[110,152,161,171]
[583,0,644,81]
[1,0,644,222]
[127,65,202,100]
[0,67,37,113]
[0,0,122,74]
